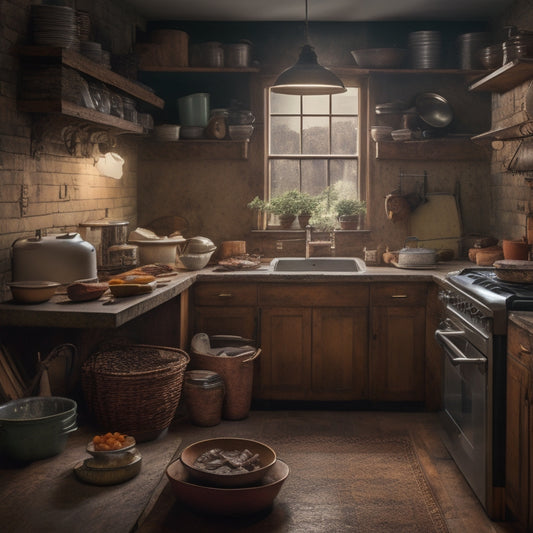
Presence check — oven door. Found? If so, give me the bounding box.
[435,323,488,507]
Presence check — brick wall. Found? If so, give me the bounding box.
[492,0,533,241]
[0,0,143,300]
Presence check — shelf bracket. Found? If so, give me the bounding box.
[62,124,117,161]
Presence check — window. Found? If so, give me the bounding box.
[268,87,360,201]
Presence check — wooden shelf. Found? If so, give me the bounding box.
[18,99,144,133]
[469,58,533,93]
[141,139,250,160]
[18,46,164,109]
[375,137,488,160]
[138,66,259,73]
[471,121,533,143]
[333,66,487,78]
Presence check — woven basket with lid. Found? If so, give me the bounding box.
[81,343,189,441]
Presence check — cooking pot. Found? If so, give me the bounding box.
[183,236,216,254]
[78,218,131,270]
[396,238,436,267]
[12,232,97,284]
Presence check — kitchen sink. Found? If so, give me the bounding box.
[270,257,366,272]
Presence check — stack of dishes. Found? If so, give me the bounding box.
[153,124,181,141]
[80,41,102,63]
[408,30,442,69]
[457,32,490,70]
[75,10,90,42]
[31,4,79,51]
[502,32,533,64]
[480,44,504,69]
[166,437,289,516]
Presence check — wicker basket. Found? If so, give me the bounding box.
[81,344,189,441]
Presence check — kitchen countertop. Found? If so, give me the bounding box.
[0,260,472,329]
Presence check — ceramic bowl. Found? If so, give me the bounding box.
[167,458,289,515]
[8,281,61,304]
[228,124,254,140]
[179,252,214,270]
[370,126,393,141]
[179,437,277,487]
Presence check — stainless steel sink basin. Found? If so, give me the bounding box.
[270,257,366,272]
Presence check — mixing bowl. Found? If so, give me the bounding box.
[0,396,77,462]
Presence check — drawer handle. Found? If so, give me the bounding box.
[391,294,408,298]
[519,343,532,354]
[217,293,234,298]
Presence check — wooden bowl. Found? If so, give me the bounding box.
[179,437,276,488]
[167,458,289,515]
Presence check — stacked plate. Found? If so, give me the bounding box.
[80,41,102,63]
[408,30,442,69]
[480,44,504,69]
[502,32,533,64]
[457,32,490,69]
[31,4,79,50]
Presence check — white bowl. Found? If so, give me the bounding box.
[128,238,184,265]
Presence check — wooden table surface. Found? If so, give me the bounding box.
[0,423,182,533]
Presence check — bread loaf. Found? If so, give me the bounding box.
[67,282,108,302]
[468,245,501,263]
[476,248,504,266]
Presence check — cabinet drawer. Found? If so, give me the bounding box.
[371,283,427,306]
[259,283,369,307]
[508,321,533,364]
[194,283,257,306]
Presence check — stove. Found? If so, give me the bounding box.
[437,267,533,519]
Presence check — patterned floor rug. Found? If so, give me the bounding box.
[143,434,449,533]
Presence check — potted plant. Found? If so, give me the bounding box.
[295,192,320,229]
[247,196,268,229]
[335,198,367,230]
[266,190,302,229]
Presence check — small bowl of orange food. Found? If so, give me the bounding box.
[87,432,136,460]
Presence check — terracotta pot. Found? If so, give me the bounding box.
[339,215,361,230]
[298,215,312,229]
[278,214,296,229]
[502,240,530,261]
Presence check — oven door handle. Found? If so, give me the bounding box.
[435,329,487,366]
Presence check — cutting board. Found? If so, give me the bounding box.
[409,194,462,257]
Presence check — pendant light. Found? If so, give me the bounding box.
[271,0,346,95]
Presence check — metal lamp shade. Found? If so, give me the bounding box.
[271,45,346,95]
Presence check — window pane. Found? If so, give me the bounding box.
[301,160,328,194]
[302,116,329,154]
[330,160,359,194]
[270,116,301,154]
[332,87,358,115]
[331,117,358,155]
[303,94,329,115]
[270,159,300,196]
[271,92,300,114]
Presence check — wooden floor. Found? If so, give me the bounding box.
[137,410,521,533]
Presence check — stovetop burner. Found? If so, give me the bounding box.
[447,267,533,311]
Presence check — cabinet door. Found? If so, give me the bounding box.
[194,306,257,341]
[370,305,426,402]
[505,354,530,528]
[258,307,312,400]
[312,307,368,400]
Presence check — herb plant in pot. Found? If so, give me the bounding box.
[335,199,367,230]
[295,192,320,229]
[267,190,302,229]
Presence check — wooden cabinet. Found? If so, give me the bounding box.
[369,283,427,402]
[192,282,258,340]
[256,283,369,401]
[506,317,533,531]
[192,280,432,404]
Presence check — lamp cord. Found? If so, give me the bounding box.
[305,0,310,44]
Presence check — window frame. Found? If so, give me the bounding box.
[263,75,368,229]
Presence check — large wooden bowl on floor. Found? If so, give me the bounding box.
[166,458,289,516]
[179,437,276,487]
